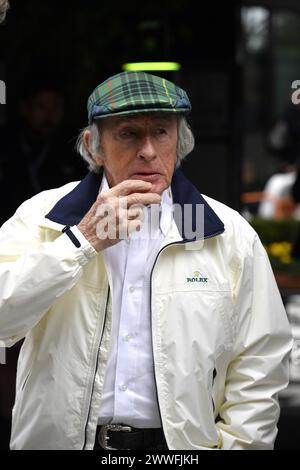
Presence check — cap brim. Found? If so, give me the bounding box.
[89,107,191,123]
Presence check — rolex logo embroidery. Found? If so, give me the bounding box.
[186,270,208,283]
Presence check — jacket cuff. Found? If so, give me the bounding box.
[57,225,98,265]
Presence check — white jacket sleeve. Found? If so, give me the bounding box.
[216,233,293,449]
[0,200,97,346]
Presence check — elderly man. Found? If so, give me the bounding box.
[0,0,9,23]
[0,71,293,450]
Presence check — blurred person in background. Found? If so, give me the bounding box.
[257,102,300,220]
[257,165,297,220]
[0,80,86,224]
[0,71,292,450]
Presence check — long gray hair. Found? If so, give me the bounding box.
[76,115,195,173]
[0,0,9,23]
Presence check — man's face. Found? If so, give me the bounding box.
[95,113,178,195]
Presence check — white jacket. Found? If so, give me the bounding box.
[0,170,293,450]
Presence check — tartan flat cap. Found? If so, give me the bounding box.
[87,71,191,122]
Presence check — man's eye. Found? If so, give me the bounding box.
[156,128,167,135]
[120,131,136,138]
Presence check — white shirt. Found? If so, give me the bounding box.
[258,171,296,218]
[98,175,173,428]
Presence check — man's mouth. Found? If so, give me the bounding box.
[131,172,161,181]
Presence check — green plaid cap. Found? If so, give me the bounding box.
[87,71,191,123]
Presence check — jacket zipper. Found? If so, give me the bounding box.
[149,230,224,446]
[212,368,217,415]
[82,285,110,449]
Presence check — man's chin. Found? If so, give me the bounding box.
[151,184,165,195]
[129,175,167,195]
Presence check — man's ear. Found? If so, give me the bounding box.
[83,130,91,154]
[83,129,104,167]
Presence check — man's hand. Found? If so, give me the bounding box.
[77,180,161,252]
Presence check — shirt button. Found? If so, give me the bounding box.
[119,384,128,391]
[124,334,133,342]
[129,286,135,293]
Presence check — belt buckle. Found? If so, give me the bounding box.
[99,424,132,450]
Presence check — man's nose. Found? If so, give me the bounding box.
[138,136,156,160]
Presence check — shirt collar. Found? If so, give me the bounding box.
[160,185,173,237]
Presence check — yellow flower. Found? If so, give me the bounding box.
[267,241,293,264]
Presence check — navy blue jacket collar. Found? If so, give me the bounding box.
[46,170,225,242]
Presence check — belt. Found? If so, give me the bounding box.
[94,424,167,450]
